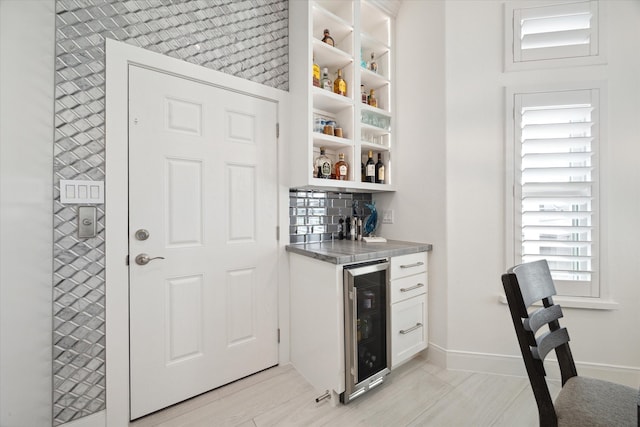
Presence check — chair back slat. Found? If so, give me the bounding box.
[510,260,556,308]
[532,327,570,361]
[524,304,563,333]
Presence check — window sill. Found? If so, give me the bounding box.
[498,294,619,310]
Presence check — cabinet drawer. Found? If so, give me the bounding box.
[389,273,427,304]
[390,252,427,280]
[391,294,427,368]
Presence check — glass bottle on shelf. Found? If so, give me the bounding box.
[375,153,385,184]
[321,67,332,91]
[334,69,347,96]
[369,52,378,73]
[365,150,375,183]
[315,147,332,179]
[361,85,367,104]
[322,29,335,47]
[313,56,320,87]
[335,153,349,181]
[368,89,377,108]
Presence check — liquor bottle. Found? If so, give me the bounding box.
[375,153,385,184]
[321,67,332,91]
[315,147,332,179]
[334,69,347,96]
[365,150,375,183]
[335,153,349,181]
[361,162,365,182]
[368,89,377,108]
[312,56,320,87]
[361,85,367,104]
[369,52,378,73]
[322,29,335,47]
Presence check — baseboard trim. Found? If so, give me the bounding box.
[427,345,640,387]
[60,411,105,427]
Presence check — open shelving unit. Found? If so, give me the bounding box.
[290,0,395,192]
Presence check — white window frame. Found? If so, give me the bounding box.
[506,81,609,302]
[504,0,607,72]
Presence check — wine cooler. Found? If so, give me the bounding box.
[342,259,390,403]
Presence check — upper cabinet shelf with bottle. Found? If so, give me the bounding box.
[289,0,395,192]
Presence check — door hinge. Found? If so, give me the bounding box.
[125,255,129,265]
[277,328,281,343]
[276,123,279,138]
[276,225,280,241]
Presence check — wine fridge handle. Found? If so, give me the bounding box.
[399,323,423,335]
[400,261,424,269]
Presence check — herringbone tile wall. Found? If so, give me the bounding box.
[53,1,288,424]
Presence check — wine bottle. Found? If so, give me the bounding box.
[375,153,385,184]
[365,150,375,183]
[333,69,347,96]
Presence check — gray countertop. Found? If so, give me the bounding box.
[285,239,432,265]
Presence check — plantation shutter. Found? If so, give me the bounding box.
[513,1,599,63]
[514,88,599,297]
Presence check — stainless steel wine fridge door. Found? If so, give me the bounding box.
[342,259,390,403]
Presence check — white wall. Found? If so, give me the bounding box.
[375,0,448,355]
[0,0,55,425]
[383,0,640,384]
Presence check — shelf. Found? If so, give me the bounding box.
[312,3,354,57]
[313,132,354,149]
[361,103,391,117]
[313,87,353,112]
[360,67,390,91]
[313,39,354,70]
[361,141,389,152]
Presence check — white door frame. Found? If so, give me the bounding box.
[105,39,291,426]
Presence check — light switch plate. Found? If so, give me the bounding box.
[382,209,394,224]
[60,180,104,204]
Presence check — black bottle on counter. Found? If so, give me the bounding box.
[338,218,344,240]
[345,216,351,240]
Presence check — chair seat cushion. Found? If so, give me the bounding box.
[556,376,637,427]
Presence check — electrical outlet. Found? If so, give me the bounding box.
[382,209,394,224]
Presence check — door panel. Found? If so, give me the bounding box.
[128,65,278,419]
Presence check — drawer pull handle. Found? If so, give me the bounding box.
[400,261,424,269]
[399,323,423,335]
[400,283,425,293]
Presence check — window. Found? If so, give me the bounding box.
[505,0,604,71]
[507,85,603,297]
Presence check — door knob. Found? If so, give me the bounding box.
[135,253,165,265]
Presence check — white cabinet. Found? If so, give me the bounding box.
[289,0,395,192]
[389,252,428,367]
[289,249,428,401]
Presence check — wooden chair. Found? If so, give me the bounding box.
[502,259,638,426]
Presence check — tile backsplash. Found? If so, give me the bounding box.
[289,190,372,244]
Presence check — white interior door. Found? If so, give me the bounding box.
[128,65,279,419]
